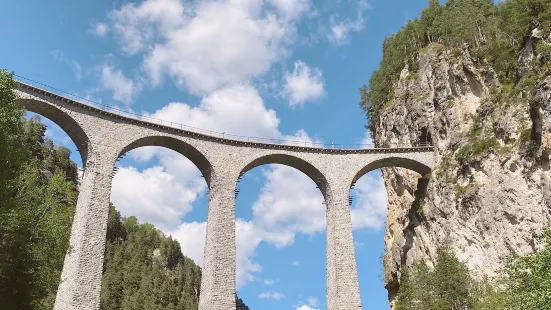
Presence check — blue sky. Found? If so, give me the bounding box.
[1,0,431,309]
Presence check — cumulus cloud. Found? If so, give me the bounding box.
[264,279,276,285]
[296,305,319,310]
[107,0,309,94]
[350,171,388,230]
[145,84,280,139]
[292,260,300,266]
[111,149,206,232]
[162,219,281,288]
[91,22,108,36]
[327,0,370,45]
[252,164,325,237]
[99,65,141,105]
[258,291,286,300]
[308,297,319,307]
[170,221,207,265]
[267,0,311,20]
[283,61,325,107]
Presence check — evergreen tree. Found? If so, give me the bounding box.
[361,0,551,137]
[396,247,481,310]
[100,206,250,310]
[0,70,78,309]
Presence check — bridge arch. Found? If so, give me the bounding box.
[351,156,432,187]
[348,155,432,308]
[117,135,214,186]
[16,98,89,165]
[239,153,329,199]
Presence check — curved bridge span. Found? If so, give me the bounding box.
[15,81,436,310]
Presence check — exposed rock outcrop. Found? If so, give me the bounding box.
[376,43,551,308]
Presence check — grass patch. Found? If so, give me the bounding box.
[455,137,501,165]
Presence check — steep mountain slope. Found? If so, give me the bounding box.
[360,0,551,307]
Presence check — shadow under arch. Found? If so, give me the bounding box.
[351,156,432,187]
[118,135,214,186]
[17,98,89,166]
[239,154,329,199]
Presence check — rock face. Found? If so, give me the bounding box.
[375,43,551,308]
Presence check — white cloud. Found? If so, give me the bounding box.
[164,219,269,288]
[350,172,388,230]
[258,291,286,300]
[292,260,300,266]
[252,164,325,237]
[296,305,319,310]
[283,61,325,107]
[107,0,308,94]
[327,0,370,45]
[268,0,311,19]
[170,221,207,265]
[264,279,276,285]
[111,148,206,232]
[99,65,141,105]
[360,130,373,148]
[235,219,264,287]
[91,22,109,36]
[145,84,280,139]
[307,297,319,307]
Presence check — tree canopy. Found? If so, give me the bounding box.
[396,229,551,310]
[361,0,551,136]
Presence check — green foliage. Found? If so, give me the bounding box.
[101,207,202,310]
[496,229,551,309]
[361,0,551,137]
[454,184,469,198]
[396,247,480,310]
[519,126,532,142]
[100,207,250,310]
[413,199,425,216]
[454,136,501,165]
[434,152,453,177]
[396,228,551,310]
[0,70,78,309]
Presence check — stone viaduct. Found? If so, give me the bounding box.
[14,82,436,310]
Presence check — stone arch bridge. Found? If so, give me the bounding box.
[14,82,436,310]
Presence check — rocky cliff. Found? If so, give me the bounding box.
[375,38,551,307]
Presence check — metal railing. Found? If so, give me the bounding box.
[15,75,433,150]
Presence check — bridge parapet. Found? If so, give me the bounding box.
[15,77,434,152]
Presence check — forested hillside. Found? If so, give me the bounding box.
[0,70,249,309]
[101,206,249,310]
[362,0,551,138]
[359,0,551,309]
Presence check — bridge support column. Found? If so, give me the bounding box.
[199,174,236,310]
[54,149,114,310]
[326,185,362,310]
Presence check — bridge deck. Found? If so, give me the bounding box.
[16,80,434,154]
